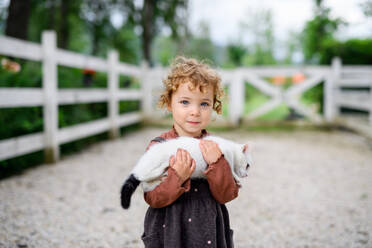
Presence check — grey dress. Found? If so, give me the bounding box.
[141,178,234,248]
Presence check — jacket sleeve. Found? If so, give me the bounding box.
[203,154,239,204]
[143,140,191,208]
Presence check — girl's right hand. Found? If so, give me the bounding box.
[169,149,196,183]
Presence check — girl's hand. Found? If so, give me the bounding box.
[199,140,222,165]
[169,149,196,183]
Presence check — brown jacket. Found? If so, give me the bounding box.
[144,126,239,208]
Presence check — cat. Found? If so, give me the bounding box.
[120,135,253,209]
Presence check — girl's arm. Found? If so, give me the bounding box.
[203,155,239,204]
[200,140,239,204]
[143,140,191,208]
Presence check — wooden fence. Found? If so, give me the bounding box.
[1,31,371,163]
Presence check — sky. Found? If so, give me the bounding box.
[188,0,372,46]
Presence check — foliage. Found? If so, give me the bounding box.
[152,35,178,66]
[112,24,142,64]
[152,21,219,66]
[320,38,372,65]
[0,58,42,87]
[119,100,140,114]
[226,43,247,67]
[81,0,113,55]
[0,106,43,140]
[301,82,324,114]
[360,0,372,17]
[0,151,44,179]
[121,0,188,65]
[239,8,276,65]
[58,103,107,128]
[282,31,302,65]
[183,36,218,65]
[301,0,345,64]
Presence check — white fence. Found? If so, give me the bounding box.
[145,60,372,125]
[0,31,143,163]
[328,58,372,123]
[1,31,371,163]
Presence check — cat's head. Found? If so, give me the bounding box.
[234,142,253,178]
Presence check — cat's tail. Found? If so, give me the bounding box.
[120,174,140,209]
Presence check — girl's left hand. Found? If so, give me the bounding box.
[199,140,222,165]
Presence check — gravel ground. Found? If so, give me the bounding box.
[0,127,371,248]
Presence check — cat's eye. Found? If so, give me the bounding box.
[246,163,250,170]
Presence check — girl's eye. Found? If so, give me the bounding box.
[201,102,210,107]
[180,100,189,105]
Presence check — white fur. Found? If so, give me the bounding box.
[131,135,253,192]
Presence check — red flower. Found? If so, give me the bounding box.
[83,68,96,75]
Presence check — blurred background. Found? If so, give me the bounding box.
[0,0,371,176]
[1,0,371,66]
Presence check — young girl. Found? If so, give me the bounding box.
[141,56,239,248]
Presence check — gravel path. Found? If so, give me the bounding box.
[0,127,371,248]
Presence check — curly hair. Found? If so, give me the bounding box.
[158,56,225,114]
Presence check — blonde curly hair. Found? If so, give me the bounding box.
[158,56,225,114]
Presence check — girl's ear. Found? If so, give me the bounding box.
[167,103,172,113]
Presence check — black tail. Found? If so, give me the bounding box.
[120,174,140,209]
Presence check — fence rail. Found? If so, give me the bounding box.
[0,31,143,162]
[1,31,372,163]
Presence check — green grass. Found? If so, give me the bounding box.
[257,104,291,121]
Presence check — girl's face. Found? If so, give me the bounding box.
[167,82,214,137]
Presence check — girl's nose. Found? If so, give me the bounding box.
[190,105,201,116]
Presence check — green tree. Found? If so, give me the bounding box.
[301,0,345,64]
[282,30,302,65]
[226,43,247,67]
[81,0,115,56]
[26,0,87,52]
[111,23,141,64]
[240,8,276,65]
[152,35,177,66]
[320,38,372,65]
[360,0,372,17]
[120,0,188,66]
[152,21,222,66]
[182,21,218,65]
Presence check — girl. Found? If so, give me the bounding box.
[141,56,239,248]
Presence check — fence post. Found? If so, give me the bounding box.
[228,71,244,126]
[324,57,341,121]
[141,61,152,119]
[42,31,59,163]
[108,50,119,139]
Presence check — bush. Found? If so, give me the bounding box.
[321,38,372,65]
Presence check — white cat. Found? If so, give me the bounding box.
[120,135,253,209]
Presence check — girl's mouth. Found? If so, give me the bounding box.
[187,121,200,125]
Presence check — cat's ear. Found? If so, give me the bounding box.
[242,142,253,153]
[242,144,249,153]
